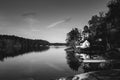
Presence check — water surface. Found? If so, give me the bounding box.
[0,46,80,80]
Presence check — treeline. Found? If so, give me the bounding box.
[0,34,50,54]
[66,0,120,51]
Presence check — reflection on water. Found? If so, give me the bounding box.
[65,47,120,73]
[0,46,50,61]
[0,46,82,80]
[66,50,81,71]
[0,46,120,80]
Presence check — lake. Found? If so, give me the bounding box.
[0,46,81,80]
[0,46,120,80]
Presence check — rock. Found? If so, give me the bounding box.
[56,69,120,80]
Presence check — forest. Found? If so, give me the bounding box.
[66,0,120,53]
[0,34,50,54]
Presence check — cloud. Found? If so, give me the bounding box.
[22,12,37,18]
[47,17,71,28]
[21,12,39,30]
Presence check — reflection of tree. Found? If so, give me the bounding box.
[65,48,114,73]
[0,46,50,61]
[0,34,50,61]
[83,62,111,72]
[105,49,120,60]
[66,50,82,71]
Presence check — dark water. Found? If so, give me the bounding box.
[0,46,81,80]
[65,48,120,72]
[56,48,120,80]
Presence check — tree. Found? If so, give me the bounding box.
[88,12,107,48]
[66,28,80,46]
[89,12,106,36]
[105,0,120,48]
[87,0,120,49]
[82,25,90,41]
[106,0,120,27]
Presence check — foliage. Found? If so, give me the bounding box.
[106,0,120,27]
[0,34,50,54]
[87,0,120,49]
[106,0,120,48]
[66,28,81,46]
[66,0,120,50]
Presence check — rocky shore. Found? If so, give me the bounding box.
[56,69,120,80]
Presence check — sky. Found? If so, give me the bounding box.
[0,0,110,43]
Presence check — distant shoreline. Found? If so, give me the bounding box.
[49,43,67,46]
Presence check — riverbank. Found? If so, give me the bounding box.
[57,69,120,80]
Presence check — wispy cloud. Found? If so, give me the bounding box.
[21,12,39,30]
[47,17,71,28]
[22,12,37,18]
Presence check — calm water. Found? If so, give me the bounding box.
[0,46,81,80]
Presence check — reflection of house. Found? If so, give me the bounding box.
[83,60,107,63]
[75,53,110,63]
